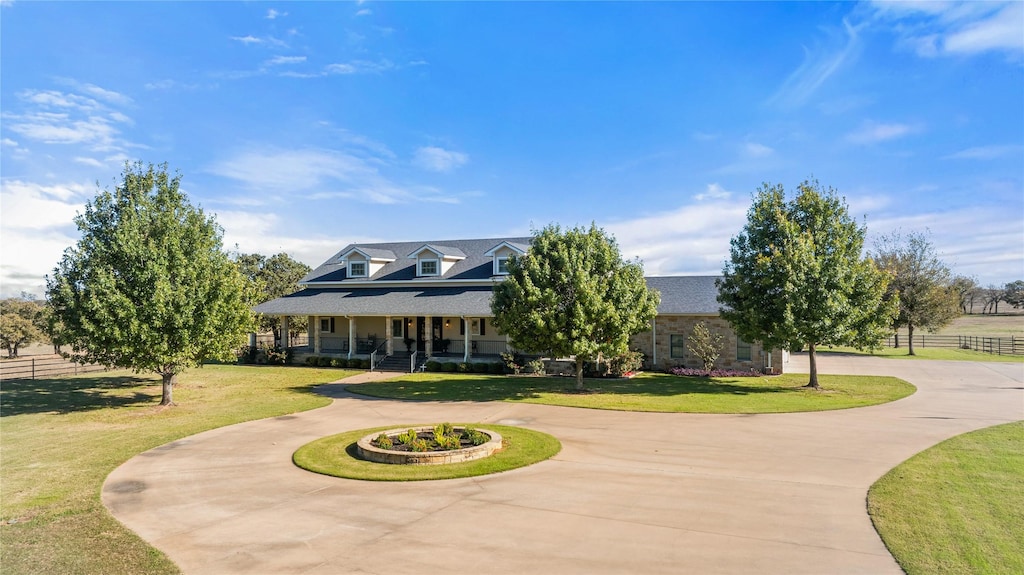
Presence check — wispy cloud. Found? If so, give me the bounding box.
[943,144,1023,160]
[208,145,463,205]
[144,79,202,91]
[694,183,732,201]
[743,142,774,158]
[767,18,861,109]
[266,8,286,20]
[846,120,918,144]
[871,1,1023,58]
[325,59,394,75]
[230,35,288,48]
[356,8,372,17]
[413,146,468,173]
[265,55,307,66]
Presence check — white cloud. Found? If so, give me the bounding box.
[356,8,372,17]
[4,85,136,153]
[846,121,917,144]
[867,206,1024,285]
[413,146,468,173]
[217,210,370,270]
[694,183,732,201]
[943,144,1023,160]
[325,59,394,75]
[265,55,307,66]
[0,179,93,298]
[231,35,263,45]
[606,196,749,276]
[1,138,19,148]
[744,142,774,158]
[871,1,1023,58]
[767,18,861,109]
[266,8,286,20]
[73,156,105,168]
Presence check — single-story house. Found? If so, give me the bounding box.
[253,237,788,373]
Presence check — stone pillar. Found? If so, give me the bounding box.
[385,315,393,355]
[425,316,433,357]
[313,315,321,354]
[348,317,356,359]
[281,316,290,349]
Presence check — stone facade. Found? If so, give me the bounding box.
[630,315,786,374]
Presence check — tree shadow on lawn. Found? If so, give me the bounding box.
[0,375,158,417]
[345,373,790,403]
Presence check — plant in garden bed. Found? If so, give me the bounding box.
[670,367,761,377]
[372,422,492,452]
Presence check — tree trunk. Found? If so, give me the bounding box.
[907,323,915,356]
[575,359,585,391]
[160,372,177,406]
[805,343,819,388]
[893,333,900,348]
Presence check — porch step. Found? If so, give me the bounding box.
[374,352,418,373]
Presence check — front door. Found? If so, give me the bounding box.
[416,317,426,353]
[432,317,444,354]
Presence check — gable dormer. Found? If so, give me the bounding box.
[406,244,466,277]
[337,247,396,279]
[484,241,528,276]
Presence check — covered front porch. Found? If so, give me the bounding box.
[273,314,512,365]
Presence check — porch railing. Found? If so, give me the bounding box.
[446,339,512,356]
[368,341,388,371]
[410,350,419,373]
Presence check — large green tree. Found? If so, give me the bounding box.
[873,231,960,355]
[0,296,45,358]
[234,252,311,342]
[1003,280,1024,309]
[491,224,659,390]
[47,162,254,405]
[718,180,895,388]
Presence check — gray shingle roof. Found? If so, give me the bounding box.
[253,286,497,317]
[256,274,725,317]
[645,276,723,314]
[303,237,532,283]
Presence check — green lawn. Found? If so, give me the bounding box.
[0,365,351,575]
[868,421,1024,575]
[821,346,1024,363]
[347,371,915,413]
[294,424,561,481]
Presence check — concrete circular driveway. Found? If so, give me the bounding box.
[103,355,1023,574]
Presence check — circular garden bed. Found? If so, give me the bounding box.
[293,423,561,481]
[356,424,503,465]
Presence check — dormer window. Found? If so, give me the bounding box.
[419,259,439,276]
[485,241,527,276]
[496,257,510,275]
[349,261,367,277]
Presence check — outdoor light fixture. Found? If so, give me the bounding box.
[445,320,450,328]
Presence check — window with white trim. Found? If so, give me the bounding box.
[419,259,439,276]
[320,318,335,333]
[348,261,367,277]
[496,257,510,275]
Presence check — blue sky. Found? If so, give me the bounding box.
[2,1,1022,298]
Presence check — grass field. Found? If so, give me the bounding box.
[868,421,1024,575]
[348,371,914,413]
[0,365,350,575]
[822,346,1024,362]
[894,313,1023,338]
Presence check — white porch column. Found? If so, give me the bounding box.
[463,316,470,362]
[348,317,356,359]
[248,333,257,348]
[281,316,290,349]
[385,315,393,355]
[313,315,321,354]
